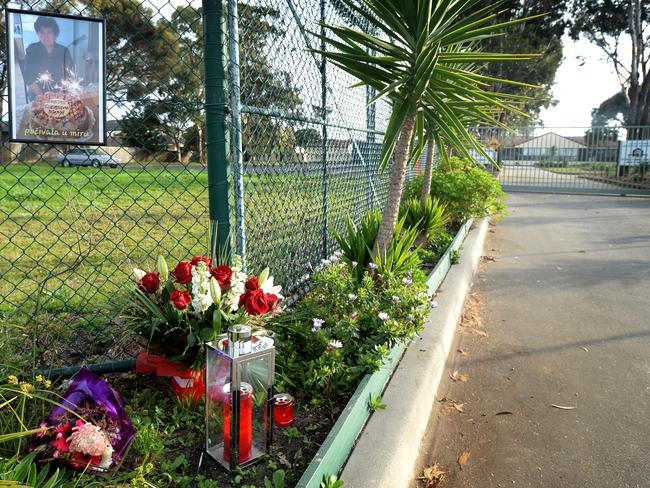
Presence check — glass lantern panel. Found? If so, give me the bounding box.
[239,353,273,460]
[206,344,231,461]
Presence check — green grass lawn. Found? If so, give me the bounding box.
[0,163,383,323]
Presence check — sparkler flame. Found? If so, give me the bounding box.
[36,72,53,84]
[61,78,83,94]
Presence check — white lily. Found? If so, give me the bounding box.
[209,276,222,304]
[133,268,146,281]
[258,267,270,288]
[261,275,283,297]
[157,255,169,281]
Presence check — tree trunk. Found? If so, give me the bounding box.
[373,113,416,259]
[199,125,205,165]
[420,136,435,209]
[627,0,644,136]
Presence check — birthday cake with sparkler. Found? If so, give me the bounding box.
[28,91,91,135]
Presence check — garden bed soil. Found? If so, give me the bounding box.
[110,373,346,488]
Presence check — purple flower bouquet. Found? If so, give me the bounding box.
[33,367,136,471]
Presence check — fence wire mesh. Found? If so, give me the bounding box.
[232,0,393,297]
[0,0,396,362]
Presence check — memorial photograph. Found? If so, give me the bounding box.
[6,9,105,144]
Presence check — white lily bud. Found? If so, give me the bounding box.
[210,276,222,304]
[133,268,146,281]
[157,255,169,281]
[258,267,270,288]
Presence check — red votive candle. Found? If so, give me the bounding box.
[273,393,295,427]
[223,382,253,462]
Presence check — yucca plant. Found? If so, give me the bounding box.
[400,195,448,246]
[332,209,382,284]
[316,0,542,257]
[372,216,421,276]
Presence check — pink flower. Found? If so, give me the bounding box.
[68,422,110,457]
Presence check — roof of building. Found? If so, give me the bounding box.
[514,132,587,149]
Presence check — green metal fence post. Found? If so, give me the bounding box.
[227,0,246,270]
[203,0,231,256]
[320,0,329,259]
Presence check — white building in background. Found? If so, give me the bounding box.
[514,132,587,161]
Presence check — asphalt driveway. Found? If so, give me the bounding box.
[413,192,650,488]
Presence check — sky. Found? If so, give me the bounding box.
[539,35,627,131]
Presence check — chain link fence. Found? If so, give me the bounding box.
[229,0,395,296]
[0,0,399,345]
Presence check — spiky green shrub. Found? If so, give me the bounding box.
[399,196,449,241]
[332,210,382,284]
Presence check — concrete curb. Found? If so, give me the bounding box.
[340,218,489,488]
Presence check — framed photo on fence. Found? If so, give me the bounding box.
[6,8,106,145]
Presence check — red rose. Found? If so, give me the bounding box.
[191,256,213,267]
[172,262,193,284]
[245,276,259,291]
[241,288,269,316]
[138,272,160,294]
[265,293,279,311]
[170,290,192,310]
[211,265,233,291]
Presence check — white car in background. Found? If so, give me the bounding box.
[57,148,125,168]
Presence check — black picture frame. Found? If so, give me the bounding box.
[5,8,106,145]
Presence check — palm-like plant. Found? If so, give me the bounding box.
[316,0,542,257]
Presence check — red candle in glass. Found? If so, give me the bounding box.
[223,382,253,462]
[273,393,295,427]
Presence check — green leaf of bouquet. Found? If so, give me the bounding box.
[200,327,214,342]
[213,308,222,333]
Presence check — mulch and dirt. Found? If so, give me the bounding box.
[103,373,344,487]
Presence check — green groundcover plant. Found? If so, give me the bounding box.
[269,253,430,406]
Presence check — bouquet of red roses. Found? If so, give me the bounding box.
[33,368,135,472]
[124,254,282,367]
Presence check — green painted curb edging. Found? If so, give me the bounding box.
[295,219,474,488]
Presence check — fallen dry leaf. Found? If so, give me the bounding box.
[457,451,470,470]
[457,348,468,355]
[452,402,465,413]
[450,371,469,382]
[551,404,576,410]
[470,329,489,337]
[419,463,447,487]
[277,452,292,468]
[481,255,497,262]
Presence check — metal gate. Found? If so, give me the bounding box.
[477,126,650,196]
